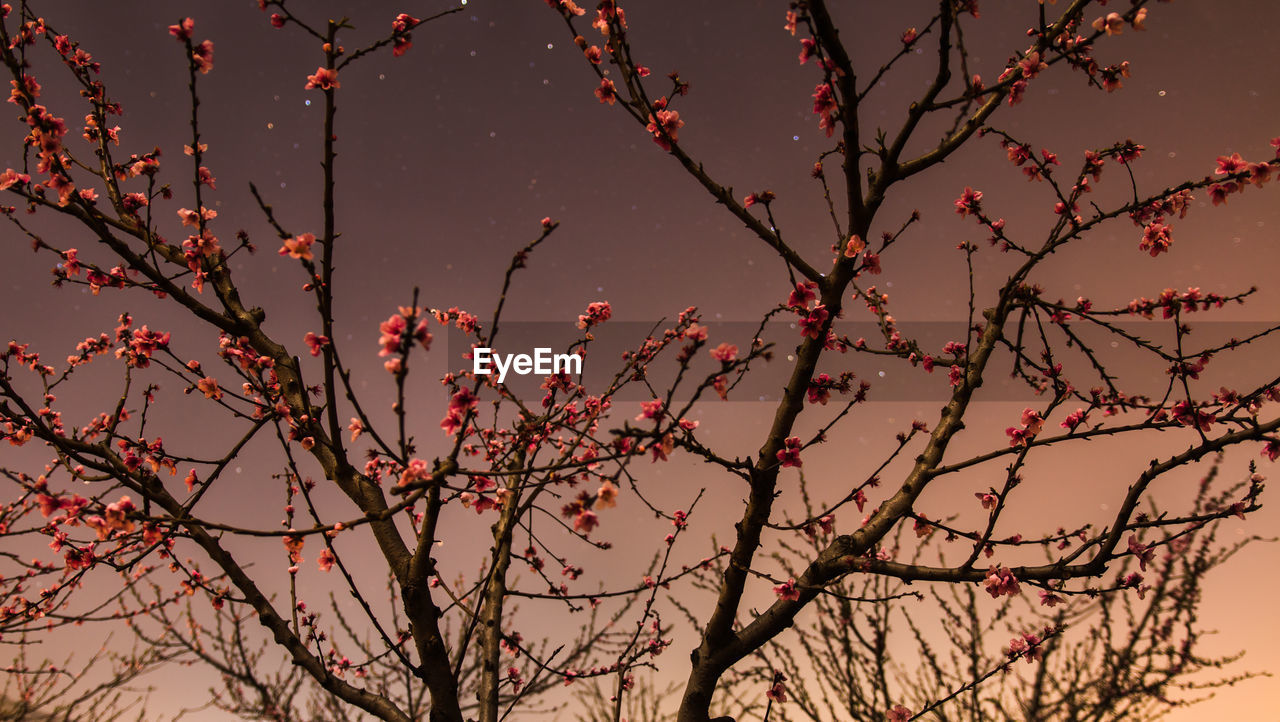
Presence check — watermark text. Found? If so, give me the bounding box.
[473,347,582,383]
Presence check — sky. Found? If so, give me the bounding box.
[2,0,1279,719]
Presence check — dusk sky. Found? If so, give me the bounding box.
[2,1,1279,719]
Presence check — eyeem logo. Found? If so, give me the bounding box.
[473,347,582,383]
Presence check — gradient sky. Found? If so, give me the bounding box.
[3,1,1279,719]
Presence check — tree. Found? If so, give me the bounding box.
[718,471,1264,721]
[1,1,1277,720]
[570,468,1266,722]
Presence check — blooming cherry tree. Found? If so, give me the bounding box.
[1,2,1278,721]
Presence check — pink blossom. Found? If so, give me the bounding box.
[596,480,618,509]
[317,548,336,572]
[120,326,171,368]
[547,0,586,16]
[1092,12,1124,35]
[861,252,881,274]
[279,232,315,261]
[594,78,617,105]
[983,565,1020,598]
[196,377,222,400]
[441,388,478,435]
[60,248,82,277]
[1100,62,1131,93]
[766,676,788,702]
[812,82,838,137]
[776,436,803,468]
[1171,400,1215,431]
[1215,153,1247,176]
[283,533,304,564]
[650,432,674,463]
[1127,534,1154,571]
[1208,183,1233,206]
[46,173,75,206]
[808,374,831,405]
[399,458,429,487]
[1006,408,1043,447]
[954,186,983,217]
[798,38,817,64]
[887,705,912,722]
[1263,439,1280,462]
[378,313,408,356]
[801,515,834,538]
[574,509,599,534]
[0,168,30,190]
[710,342,738,363]
[64,547,95,571]
[104,495,136,534]
[1006,632,1043,663]
[168,18,194,41]
[392,12,420,33]
[1005,143,1032,166]
[645,108,684,150]
[773,578,800,601]
[577,301,612,330]
[672,509,688,530]
[1007,79,1028,105]
[788,281,817,309]
[177,206,216,228]
[1122,571,1147,598]
[192,40,214,74]
[799,305,829,339]
[636,399,664,422]
[305,67,340,91]
[1146,221,1172,258]
[1060,408,1087,431]
[1132,7,1148,30]
[304,332,329,357]
[1248,162,1272,187]
[1018,51,1046,79]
